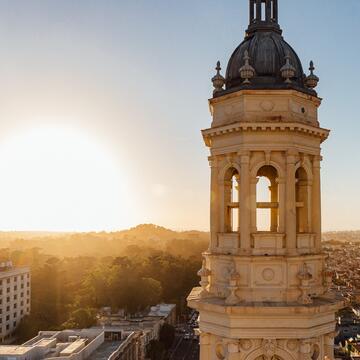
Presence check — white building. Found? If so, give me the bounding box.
[0,328,143,360]
[148,304,176,326]
[0,262,30,343]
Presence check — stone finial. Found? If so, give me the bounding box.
[280,52,296,83]
[225,263,241,305]
[297,263,313,305]
[239,50,255,84]
[212,61,225,95]
[305,61,319,89]
[323,267,334,292]
[198,258,211,298]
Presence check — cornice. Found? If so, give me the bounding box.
[209,88,322,106]
[202,121,330,147]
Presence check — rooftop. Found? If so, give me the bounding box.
[0,329,131,360]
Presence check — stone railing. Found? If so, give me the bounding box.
[217,233,240,254]
[252,232,285,255]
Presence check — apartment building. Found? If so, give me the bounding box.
[0,262,31,342]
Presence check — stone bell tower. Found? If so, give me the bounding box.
[188,1,344,359]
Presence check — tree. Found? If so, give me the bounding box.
[61,308,97,329]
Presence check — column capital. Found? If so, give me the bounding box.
[286,150,298,164]
[226,341,240,354]
[199,332,211,345]
[313,155,323,168]
[238,151,250,164]
[208,156,218,168]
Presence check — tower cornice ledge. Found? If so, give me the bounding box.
[209,89,322,106]
[202,122,330,147]
[188,287,344,315]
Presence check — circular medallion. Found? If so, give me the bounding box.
[260,101,275,112]
[262,268,275,281]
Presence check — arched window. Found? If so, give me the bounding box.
[256,165,279,232]
[296,167,310,233]
[223,168,240,233]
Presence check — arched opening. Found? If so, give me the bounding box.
[296,167,310,233]
[256,165,279,232]
[223,167,240,233]
[255,356,283,360]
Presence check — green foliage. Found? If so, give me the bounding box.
[61,308,97,329]
[7,227,203,343]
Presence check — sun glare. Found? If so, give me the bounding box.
[0,127,132,232]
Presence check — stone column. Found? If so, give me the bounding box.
[219,182,225,233]
[256,0,262,20]
[240,153,251,253]
[277,177,286,233]
[297,179,308,233]
[270,182,278,232]
[286,151,297,254]
[224,180,232,232]
[250,178,258,234]
[199,332,211,360]
[210,157,219,250]
[307,179,313,233]
[235,177,241,236]
[324,332,335,360]
[312,156,322,252]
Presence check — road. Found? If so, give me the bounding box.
[169,311,199,360]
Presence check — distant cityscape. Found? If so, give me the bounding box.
[0,230,359,359]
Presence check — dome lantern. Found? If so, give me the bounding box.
[215,0,318,98]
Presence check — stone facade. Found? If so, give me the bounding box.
[187,1,344,359]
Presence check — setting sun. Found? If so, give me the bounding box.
[0,126,132,231]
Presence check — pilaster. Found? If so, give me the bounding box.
[312,156,322,252]
[240,153,251,253]
[210,157,220,251]
[286,151,297,254]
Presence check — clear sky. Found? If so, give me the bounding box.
[0,0,357,232]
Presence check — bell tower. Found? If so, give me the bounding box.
[188,1,344,359]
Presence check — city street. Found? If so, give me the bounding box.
[169,312,199,360]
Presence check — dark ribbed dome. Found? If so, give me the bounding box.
[222,0,315,96]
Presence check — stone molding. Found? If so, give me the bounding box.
[202,122,329,147]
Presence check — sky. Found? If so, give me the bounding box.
[0,0,357,232]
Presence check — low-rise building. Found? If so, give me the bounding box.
[148,304,176,326]
[0,262,30,343]
[0,328,143,360]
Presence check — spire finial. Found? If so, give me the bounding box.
[239,50,255,84]
[211,61,225,95]
[305,60,319,89]
[280,52,296,84]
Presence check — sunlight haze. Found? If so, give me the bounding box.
[0,0,357,231]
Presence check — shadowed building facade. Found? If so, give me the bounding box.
[187,1,344,359]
